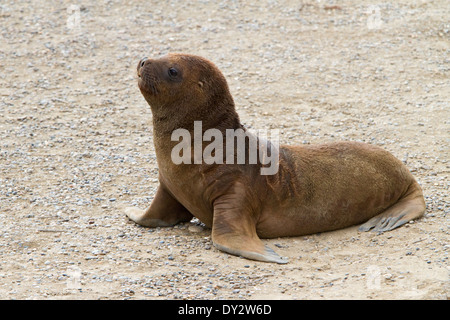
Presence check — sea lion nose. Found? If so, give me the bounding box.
[137,57,149,77]
[139,57,148,68]
[139,57,148,67]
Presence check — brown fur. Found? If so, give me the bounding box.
[125,53,426,263]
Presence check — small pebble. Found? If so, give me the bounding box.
[188,225,204,233]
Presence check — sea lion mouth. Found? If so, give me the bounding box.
[138,72,159,96]
[137,57,159,96]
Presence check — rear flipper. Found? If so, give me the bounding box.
[359,181,426,233]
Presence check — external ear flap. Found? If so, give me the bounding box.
[198,81,204,88]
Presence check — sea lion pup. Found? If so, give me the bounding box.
[125,53,426,264]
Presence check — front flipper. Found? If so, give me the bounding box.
[125,184,192,227]
[211,186,288,264]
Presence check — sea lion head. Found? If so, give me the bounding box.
[137,53,238,130]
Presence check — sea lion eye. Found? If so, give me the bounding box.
[168,67,178,77]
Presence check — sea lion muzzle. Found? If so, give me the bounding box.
[137,57,148,76]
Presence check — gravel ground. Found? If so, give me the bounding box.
[0,0,448,299]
